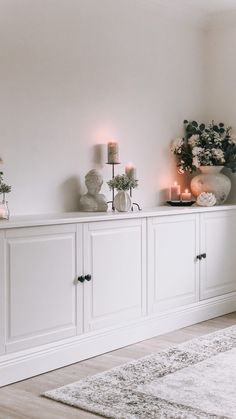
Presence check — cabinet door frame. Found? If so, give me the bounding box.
[5,224,79,353]
[147,214,200,314]
[76,224,84,335]
[83,218,146,333]
[200,210,236,300]
[0,231,5,355]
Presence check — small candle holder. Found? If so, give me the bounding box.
[106,162,121,211]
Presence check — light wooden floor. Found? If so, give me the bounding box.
[0,312,235,419]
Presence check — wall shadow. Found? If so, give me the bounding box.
[60,176,82,212]
[92,144,106,169]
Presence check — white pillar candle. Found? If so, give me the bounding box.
[125,163,137,180]
[170,181,180,201]
[107,141,119,164]
[181,189,192,201]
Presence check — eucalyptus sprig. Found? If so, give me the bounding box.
[0,171,12,194]
[0,183,11,194]
[107,174,138,191]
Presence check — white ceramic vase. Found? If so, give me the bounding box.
[114,191,131,212]
[191,166,231,205]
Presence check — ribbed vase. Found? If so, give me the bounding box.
[114,191,131,212]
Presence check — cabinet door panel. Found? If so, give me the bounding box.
[83,219,146,332]
[200,211,236,300]
[0,231,5,354]
[5,225,77,353]
[148,214,198,313]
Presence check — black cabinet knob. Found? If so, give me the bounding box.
[197,253,207,261]
[85,274,92,281]
[78,275,85,283]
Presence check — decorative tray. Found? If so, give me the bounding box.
[166,200,196,207]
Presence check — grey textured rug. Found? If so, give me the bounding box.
[44,326,236,418]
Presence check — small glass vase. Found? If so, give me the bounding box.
[0,195,10,220]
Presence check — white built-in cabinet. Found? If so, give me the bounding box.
[199,211,236,300]
[0,231,5,355]
[148,210,236,313]
[82,219,146,332]
[1,218,146,354]
[4,224,78,353]
[0,207,236,386]
[148,214,199,313]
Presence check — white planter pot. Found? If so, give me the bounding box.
[191,166,231,205]
[114,191,131,212]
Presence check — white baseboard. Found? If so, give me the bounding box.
[0,294,235,387]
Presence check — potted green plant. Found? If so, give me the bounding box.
[171,120,236,204]
[107,174,138,212]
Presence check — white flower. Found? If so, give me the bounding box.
[212,148,225,162]
[192,146,203,156]
[193,156,200,168]
[188,134,199,147]
[171,138,184,153]
[213,132,222,144]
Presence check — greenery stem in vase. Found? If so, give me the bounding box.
[0,171,12,219]
[1,187,11,203]
[0,173,12,202]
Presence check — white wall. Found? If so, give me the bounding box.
[0,0,205,215]
[206,11,236,202]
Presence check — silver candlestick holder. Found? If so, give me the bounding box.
[129,186,142,211]
[106,162,142,212]
[106,162,121,211]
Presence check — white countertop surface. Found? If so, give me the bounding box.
[0,204,236,229]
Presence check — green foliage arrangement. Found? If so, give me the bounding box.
[0,171,12,196]
[107,174,138,191]
[171,120,236,173]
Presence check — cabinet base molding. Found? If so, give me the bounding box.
[1,293,235,387]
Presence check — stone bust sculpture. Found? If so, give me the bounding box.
[80,169,108,212]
